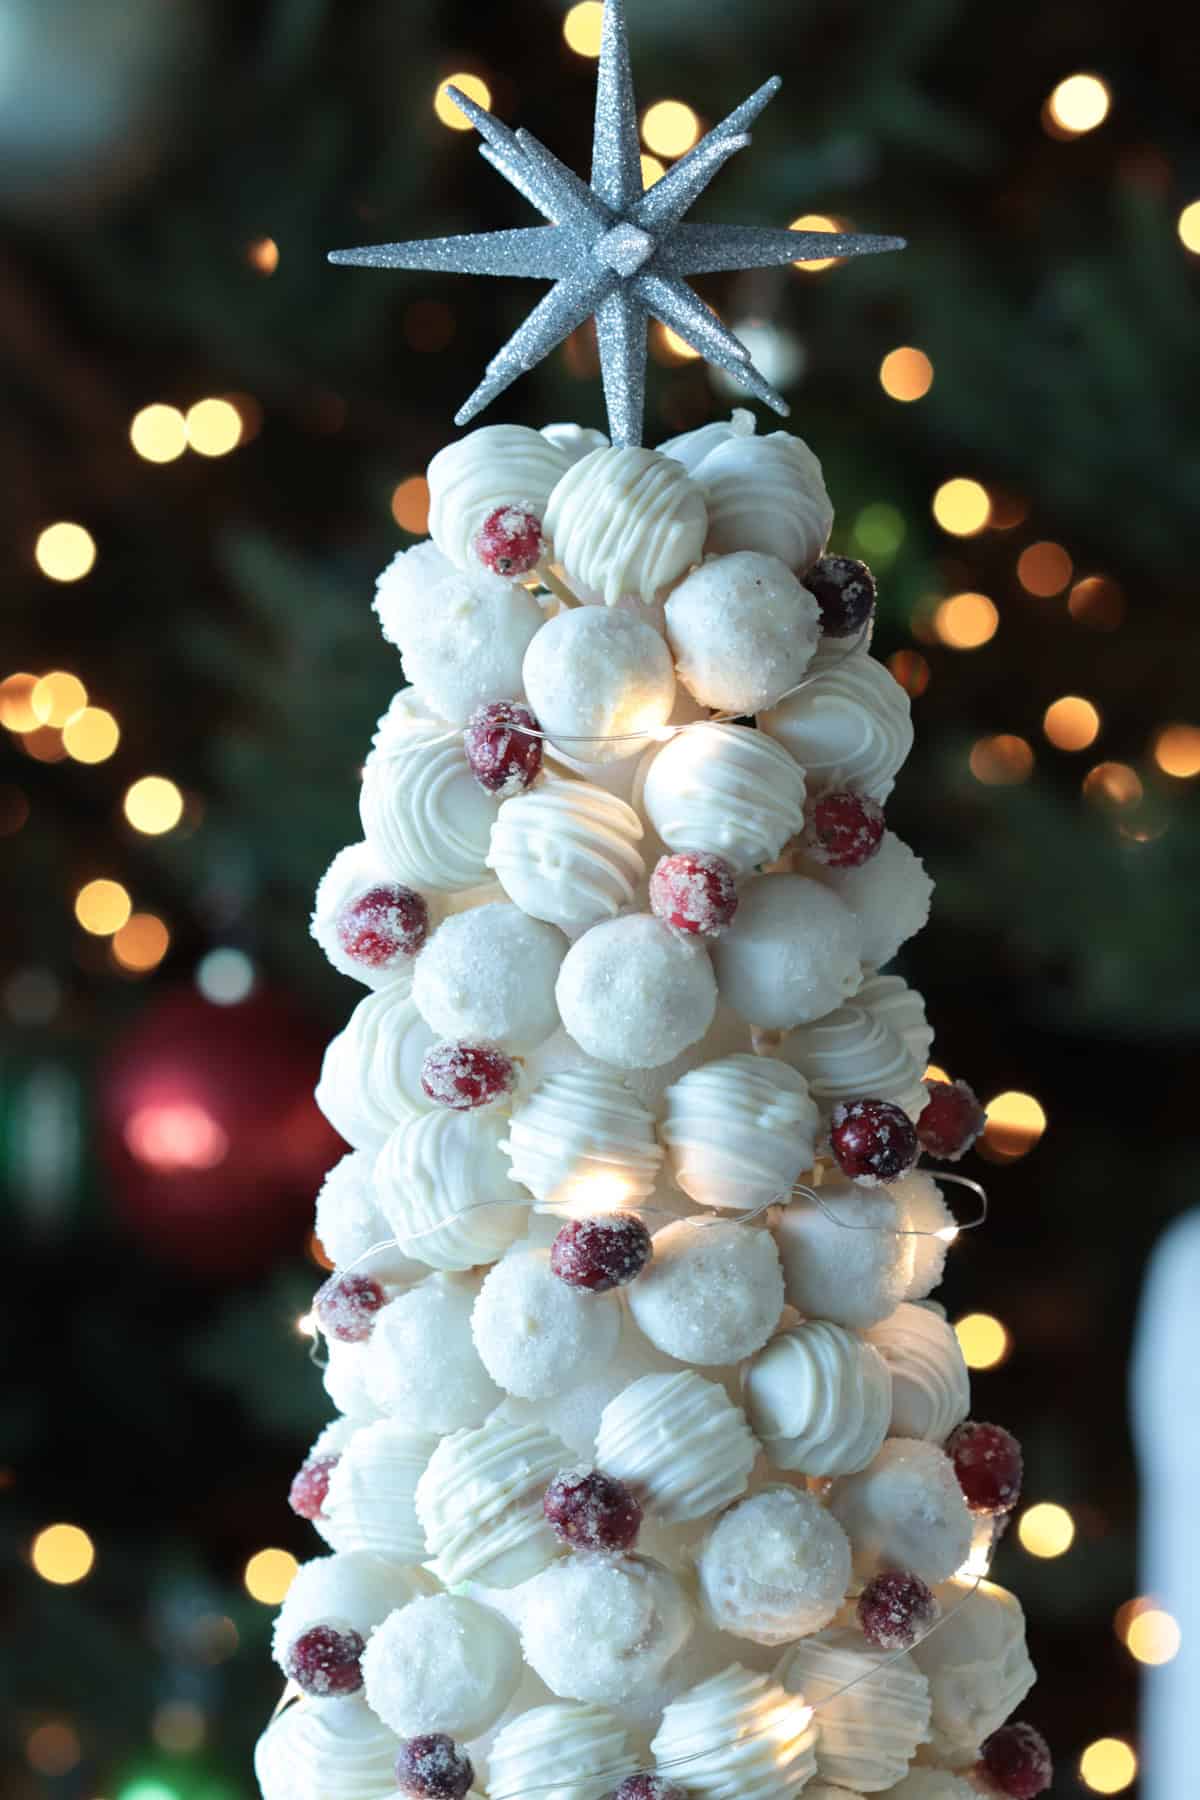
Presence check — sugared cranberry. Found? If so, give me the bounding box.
[829,1098,919,1185]
[649,851,739,937]
[857,1569,939,1651]
[806,554,877,638]
[550,1214,653,1292]
[608,1779,688,1800]
[544,1467,643,1552]
[802,790,886,868]
[421,1040,518,1111]
[918,1079,988,1162]
[473,504,545,578]
[314,1272,387,1343]
[463,699,544,796]
[288,1453,338,1522]
[337,884,429,970]
[978,1721,1053,1798]
[396,1733,475,1800]
[284,1624,365,1697]
[947,1421,1024,1516]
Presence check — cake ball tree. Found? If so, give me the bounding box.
[255,5,1045,1797]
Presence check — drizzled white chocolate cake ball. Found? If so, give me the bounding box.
[856,970,935,1070]
[784,1004,928,1125]
[541,420,609,463]
[640,722,807,874]
[657,407,756,474]
[778,1627,933,1791]
[544,444,708,606]
[712,874,861,1029]
[522,605,676,765]
[413,903,566,1052]
[362,1591,523,1740]
[760,648,914,802]
[742,1320,893,1476]
[415,1415,568,1587]
[427,423,570,571]
[487,1701,639,1800]
[517,1553,695,1703]
[830,1439,974,1587]
[865,1303,972,1444]
[696,1485,852,1643]
[373,1108,530,1271]
[665,552,821,714]
[503,1067,663,1209]
[690,428,833,571]
[361,718,497,893]
[366,1272,502,1432]
[596,1370,759,1522]
[883,1770,979,1799]
[556,913,717,1069]
[471,1245,621,1398]
[650,1664,820,1800]
[319,1419,435,1563]
[315,985,435,1151]
[487,774,646,934]
[660,1053,819,1212]
[254,1695,402,1800]
[627,1217,784,1365]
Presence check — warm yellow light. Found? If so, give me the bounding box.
[932,478,991,536]
[63,707,120,764]
[1043,695,1101,752]
[1079,1738,1137,1794]
[956,1521,997,1582]
[657,321,702,362]
[789,214,843,271]
[1083,761,1143,809]
[1047,73,1111,137]
[31,671,87,727]
[564,1172,636,1218]
[1126,1607,1181,1666]
[130,404,188,463]
[1018,1501,1075,1558]
[25,1722,81,1777]
[934,592,999,650]
[563,1,604,56]
[297,1312,318,1339]
[641,153,666,188]
[1068,575,1124,631]
[244,1547,299,1605]
[879,346,934,402]
[185,398,242,457]
[983,1090,1047,1158]
[1154,724,1200,778]
[642,100,701,158]
[435,73,492,130]
[0,672,40,732]
[1017,540,1073,597]
[152,1700,207,1754]
[391,475,431,535]
[1179,201,1200,254]
[31,1523,95,1585]
[247,235,280,274]
[955,1312,1012,1370]
[75,879,133,937]
[124,776,184,835]
[969,735,1034,786]
[36,522,96,582]
[112,914,171,974]
[924,1064,951,1085]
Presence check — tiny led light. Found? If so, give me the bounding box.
[790,214,843,271]
[1043,695,1101,752]
[563,1,604,57]
[1018,1501,1075,1558]
[130,404,188,463]
[32,671,87,727]
[1079,1738,1137,1794]
[185,398,242,457]
[924,1064,951,1085]
[124,776,184,835]
[955,1313,1011,1370]
[1126,1607,1182,1666]
[934,592,998,650]
[1154,724,1200,778]
[1046,73,1111,137]
[244,1548,299,1605]
[63,706,120,764]
[391,475,431,535]
[31,1523,95,1584]
[297,1312,318,1339]
[983,1090,1047,1159]
[879,346,934,402]
[932,478,991,536]
[641,99,701,158]
[35,522,96,582]
[75,879,132,936]
[435,73,491,130]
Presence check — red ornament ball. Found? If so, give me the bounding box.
[947,1420,1024,1515]
[284,1624,365,1697]
[609,1780,689,1800]
[649,851,739,937]
[918,1079,988,1162]
[315,1272,387,1343]
[543,1467,643,1552]
[550,1214,653,1292]
[395,1734,475,1800]
[473,504,545,578]
[420,1040,518,1111]
[979,1721,1053,1798]
[829,1098,919,1185]
[463,700,544,797]
[288,1453,339,1522]
[336,883,429,971]
[857,1569,939,1651]
[806,554,877,638]
[802,790,886,868]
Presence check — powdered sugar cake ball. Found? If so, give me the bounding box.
[595,1370,759,1522]
[319,1419,436,1563]
[627,1218,784,1365]
[856,971,935,1070]
[504,1068,663,1211]
[413,904,566,1053]
[522,606,675,766]
[660,1053,819,1212]
[255,1695,403,1800]
[650,1664,819,1800]
[544,444,707,607]
[487,774,646,935]
[323,1336,384,1423]
[556,914,717,1070]
[360,720,497,893]
[664,553,820,715]
[373,1109,530,1271]
[759,650,914,804]
[696,1485,851,1644]
[495,1309,678,1459]
[865,1303,971,1443]
[640,723,807,875]
[487,1702,639,1800]
[689,428,833,572]
[830,1439,973,1587]
[783,1004,928,1125]
[272,1552,432,1678]
[883,1771,978,1799]
[416,1415,568,1587]
[427,424,570,571]
[910,1578,1036,1767]
[362,1592,522,1741]
[742,1320,892,1477]
[517,1553,694,1703]
[891,1172,956,1302]
[777,1627,932,1792]
[314,1151,427,1286]
[772,1175,914,1330]
[712,874,861,1030]
[472,1247,620,1398]
[315,986,436,1151]
[810,832,935,971]
[366,1273,502,1433]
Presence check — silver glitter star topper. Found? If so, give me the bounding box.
[329,0,904,447]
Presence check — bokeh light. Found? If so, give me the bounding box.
[1179,201,1200,254]
[63,707,120,763]
[0,673,40,732]
[1043,695,1101,751]
[1046,73,1111,137]
[1125,1607,1181,1666]
[983,1090,1047,1158]
[641,153,666,188]
[124,776,184,835]
[969,735,1034,786]
[934,592,998,649]
[125,1104,228,1172]
[887,650,931,698]
[130,404,188,463]
[1018,1501,1076,1558]
[1068,574,1124,630]
[196,947,257,1005]
[35,522,96,582]
[112,914,171,974]
[1017,540,1073,596]
[21,727,68,764]
[789,214,843,271]
[932,478,991,536]
[563,1,604,56]
[185,399,242,457]
[391,476,431,534]
[641,100,700,158]
[1153,724,1200,778]
[879,346,934,402]
[25,1722,81,1776]
[32,671,87,726]
[1079,1739,1137,1793]
[151,1701,207,1754]
[656,321,702,362]
[244,1548,298,1605]
[434,73,492,130]
[852,503,906,562]
[1083,761,1143,809]
[955,1313,1012,1370]
[247,235,280,274]
[31,1523,95,1584]
[75,880,133,936]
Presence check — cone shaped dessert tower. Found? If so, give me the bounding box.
[255,7,1052,1799]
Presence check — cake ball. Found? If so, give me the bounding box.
[319,1419,436,1564]
[805,1787,869,1800]
[890,1172,956,1302]
[361,722,497,893]
[759,650,914,804]
[272,1552,432,1679]
[541,421,610,464]
[495,1310,679,1459]
[487,775,646,935]
[777,1627,932,1792]
[314,1151,428,1286]
[689,429,833,572]
[415,1416,568,1587]
[517,1554,694,1703]
[556,914,717,1070]
[771,1176,914,1330]
[487,1702,639,1800]
[362,1592,522,1741]
[471,1247,621,1398]
[427,423,570,571]
[315,985,436,1151]
[413,903,566,1053]
[657,407,757,475]
[522,606,676,766]
[865,1304,971,1444]
[664,553,820,715]
[640,723,807,875]
[742,1320,892,1477]
[366,1273,502,1433]
[373,1109,530,1271]
[544,445,708,607]
[881,1771,978,1799]
[829,1440,974,1587]
[595,1371,759,1523]
[660,1053,819,1212]
[323,1336,384,1424]
[503,1068,664,1211]
[910,1578,1036,1768]
[627,1218,785,1366]
[310,840,426,990]
[650,1664,819,1800]
[619,999,752,1118]
[711,875,861,1030]
[783,1005,928,1125]
[696,1485,851,1644]
[856,971,935,1071]
[255,1695,403,1800]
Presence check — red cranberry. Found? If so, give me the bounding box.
[979,1721,1053,1798]
[463,700,544,797]
[947,1421,1024,1515]
[802,790,885,868]
[857,1569,939,1651]
[806,554,877,638]
[544,1468,643,1552]
[396,1733,475,1800]
[550,1214,653,1292]
[337,884,429,970]
[284,1624,365,1697]
[648,851,739,937]
[918,1078,988,1162]
[829,1098,919,1185]
[288,1453,338,1522]
[314,1273,387,1344]
[473,504,544,578]
[421,1040,518,1111]
[609,1779,689,1800]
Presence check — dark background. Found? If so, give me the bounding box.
[3,0,1199,1795]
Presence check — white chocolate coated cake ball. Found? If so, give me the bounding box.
[541,421,609,464]
[657,407,757,474]
[811,832,935,971]
[314,1150,427,1286]
[254,1695,403,1800]
[271,1551,432,1674]
[373,1109,530,1271]
[696,1485,851,1644]
[471,1246,620,1398]
[772,1177,915,1330]
[413,903,566,1052]
[503,1067,663,1210]
[910,1578,1036,1768]
[427,423,569,570]
[360,721,497,893]
[829,1439,973,1587]
[556,913,717,1070]
[544,444,708,606]
[315,985,436,1151]
[865,1303,971,1443]
[487,1702,639,1800]
[595,1370,759,1523]
[760,649,914,803]
[712,874,861,1030]
[660,1053,819,1212]
[690,429,833,572]
[517,1553,695,1703]
[742,1320,892,1476]
[319,1418,436,1564]
[777,1626,932,1792]
[640,722,807,875]
[664,553,820,715]
[783,1004,928,1125]
[650,1664,819,1800]
[366,1272,502,1433]
[522,606,676,766]
[891,1172,956,1302]
[627,1218,784,1366]
[361,1591,522,1741]
[856,970,935,1070]
[883,1771,978,1799]
[415,1415,568,1588]
[487,774,646,935]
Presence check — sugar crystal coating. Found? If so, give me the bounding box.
[712,874,861,1030]
[474,503,545,577]
[517,1553,694,1703]
[395,1732,475,1800]
[413,902,567,1052]
[802,789,886,868]
[361,1592,522,1741]
[829,1439,974,1586]
[830,1097,920,1185]
[522,605,676,765]
[365,1274,502,1433]
[627,1218,784,1367]
[696,1485,851,1644]
[556,914,717,1071]
[289,1453,338,1523]
[471,1247,621,1399]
